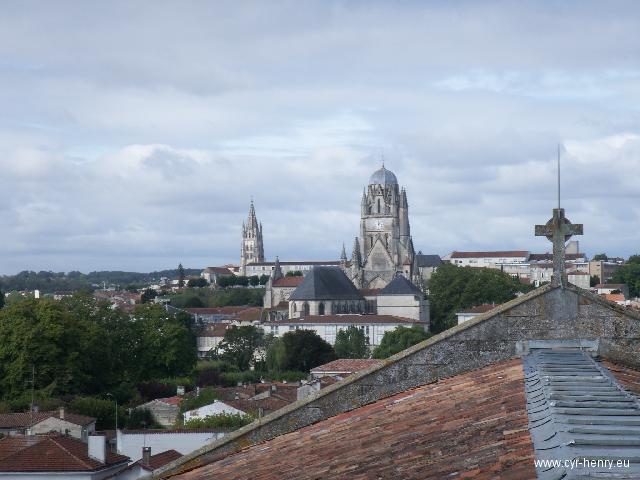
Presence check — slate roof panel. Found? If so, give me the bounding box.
[378,275,423,296]
[415,254,442,268]
[289,267,363,301]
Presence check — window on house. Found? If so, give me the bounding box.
[318,302,325,315]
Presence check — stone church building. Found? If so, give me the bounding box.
[346,164,418,289]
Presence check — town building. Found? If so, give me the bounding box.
[244,260,341,278]
[589,259,624,283]
[183,401,246,423]
[596,283,629,298]
[135,397,182,428]
[0,433,129,479]
[455,304,497,325]
[0,408,95,441]
[262,257,305,311]
[414,252,442,285]
[195,323,229,358]
[115,448,182,480]
[263,314,426,347]
[200,266,234,285]
[376,275,429,323]
[346,165,419,289]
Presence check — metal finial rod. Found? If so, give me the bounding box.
[557,143,561,211]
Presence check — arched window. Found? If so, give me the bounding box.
[302,302,310,317]
[377,198,381,213]
[318,302,325,315]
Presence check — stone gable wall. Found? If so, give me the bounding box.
[155,284,640,478]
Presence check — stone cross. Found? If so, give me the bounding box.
[535,208,583,287]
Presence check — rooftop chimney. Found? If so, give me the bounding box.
[88,435,106,464]
[176,385,185,396]
[142,446,151,465]
[59,406,65,420]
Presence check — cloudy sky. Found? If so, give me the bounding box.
[1,1,639,274]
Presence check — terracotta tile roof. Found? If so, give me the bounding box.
[595,283,626,289]
[173,358,535,479]
[602,293,626,302]
[0,435,128,472]
[0,410,95,429]
[199,323,229,338]
[358,288,380,296]
[456,303,497,315]
[450,250,529,258]
[272,276,304,287]
[203,267,233,275]
[138,449,183,471]
[310,359,384,374]
[185,307,249,315]
[230,307,263,322]
[266,314,422,325]
[601,361,640,396]
[157,396,183,406]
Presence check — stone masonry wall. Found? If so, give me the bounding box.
[155,284,640,478]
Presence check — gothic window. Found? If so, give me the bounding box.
[293,303,297,313]
[318,302,325,315]
[302,302,310,317]
[377,198,381,213]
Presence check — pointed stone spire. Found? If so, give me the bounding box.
[272,256,283,281]
[351,237,362,267]
[341,243,347,261]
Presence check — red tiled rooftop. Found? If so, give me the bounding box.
[311,359,384,374]
[199,323,230,338]
[138,449,183,471]
[0,410,95,429]
[0,435,128,472]
[174,358,535,480]
[602,293,626,302]
[272,276,304,288]
[230,308,263,322]
[601,361,640,396]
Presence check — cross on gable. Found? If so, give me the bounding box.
[535,208,583,287]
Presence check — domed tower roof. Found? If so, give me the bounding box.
[368,165,398,186]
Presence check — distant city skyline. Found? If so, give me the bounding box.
[1,1,639,275]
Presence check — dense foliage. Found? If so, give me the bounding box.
[169,287,264,308]
[0,295,197,401]
[0,269,201,294]
[372,326,431,359]
[215,326,267,371]
[266,330,336,372]
[429,263,533,333]
[334,326,370,359]
[612,255,640,298]
[183,412,253,429]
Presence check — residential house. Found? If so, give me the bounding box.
[376,275,429,323]
[183,401,246,423]
[596,283,629,298]
[114,448,181,480]
[0,408,95,441]
[135,397,182,428]
[0,433,128,479]
[200,267,234,286]
[196,323,229,358]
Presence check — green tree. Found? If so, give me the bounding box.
[183,412,252,429]
[372,325,431,359]
[285,271,303,277]
[590,275,600,287]
[249,275,260,287]
[267,330,336,372]
[611,256,640,298]
[258,275,270,285]
[0,289,4,309]
[69,396,124,431]
[429,263,531,333]
[216,325,265,371]
[334,326,370,359]
[141,288,157,304]
[125,408,162,429]
[187,278,208,288]
[178,263,186,288]
[182,296,205,308]
[593,253,608,261]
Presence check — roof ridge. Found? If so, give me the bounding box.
[50,436,95,469]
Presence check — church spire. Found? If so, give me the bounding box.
[351,237,362,267]
[240,198,265,276]
[271,255,283,281]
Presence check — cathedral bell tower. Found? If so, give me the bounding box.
[240,199,265,276]
[347,165,416,289]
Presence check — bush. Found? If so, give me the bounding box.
[219,370,262,387]
[69,396,124,431]
[183,412,253,429]
[125,408,163,429]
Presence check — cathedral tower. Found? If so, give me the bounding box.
[347,165,416,288]
[240,200,265,276]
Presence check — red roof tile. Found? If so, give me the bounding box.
[310,359,384,374]
[138,449,183,471]
[0,435,128,472]
[0,410,95,429]
[601,293,626,302]
[173,359,535,479]
[601,361,640,396]
[272,277,304,288]
[230,308,263,322]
